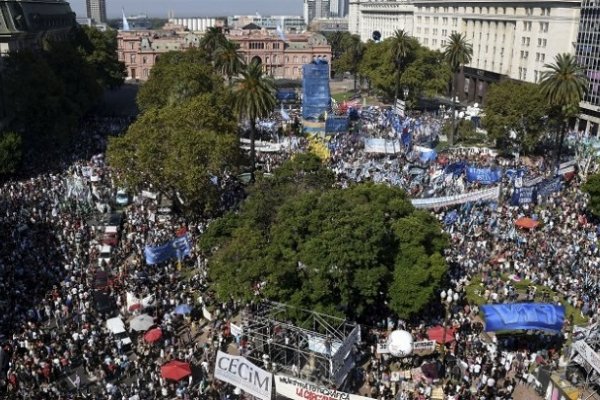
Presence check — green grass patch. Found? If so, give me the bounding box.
[332,91,355,102]
[465,274,588,327]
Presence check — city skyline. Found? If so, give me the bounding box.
[70,0,303,19]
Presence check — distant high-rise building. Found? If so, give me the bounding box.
[304,0,330,24]
[329,0,349,17]
[86,0,107,23]
[575,0,600,134]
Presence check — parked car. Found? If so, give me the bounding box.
[115,189,129,206]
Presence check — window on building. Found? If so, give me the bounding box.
[129,42,134,50]
[130,54,136,63]
[417,27,421,34]
[417,16,422,23]
[452,18,458,27]
[432,39,438,46]
[442,29,447,37]
[526,37,530,46]
[536,52,540,61]
[293,56,298,63]
[302,56,307,63]
[433,29,438,35]
[534,70,539,81]
[443,17,448,25]
[542,39,547,47]
[142,56,147,64]
[424,28,429,34]
[434,17,439,24]
[424,38,429,45]
[523,68,527,79]
[273,55,278,63]
[541,53,545,62]
[143,68,148,77]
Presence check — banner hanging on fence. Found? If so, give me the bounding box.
[274,375,371,400]
[536,177,563,197]
[411,186,501,209]
[214,351,272,400]
[511,186,536,206]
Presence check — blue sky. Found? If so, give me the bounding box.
[69,0,303,19]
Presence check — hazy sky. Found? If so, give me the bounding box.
[69,0,304,19]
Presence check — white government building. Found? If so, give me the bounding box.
[348,0,580,104]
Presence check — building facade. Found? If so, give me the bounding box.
[167,17,222,32]
[116,27,332,81]
[86,0,106,24]
[0,0,75,54]
[349,0,580,103]
[575,0,600,133]
[227,15,306,32]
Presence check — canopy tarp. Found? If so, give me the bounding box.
[427,325,456,344]
[515,217,540,229]
[161,360,192,381]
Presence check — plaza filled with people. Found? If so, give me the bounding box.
[0,107,597,400]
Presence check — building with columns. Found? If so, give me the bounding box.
[348,0,580,104]
[116,26,331,81]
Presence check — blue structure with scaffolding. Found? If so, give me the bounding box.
[302,60,330,120]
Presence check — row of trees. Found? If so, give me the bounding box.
[483,53,588,163]
[327,30,473,144]
[108,28,277,212]
[0,26,125,176]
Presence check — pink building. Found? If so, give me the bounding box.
[116,26,331,81]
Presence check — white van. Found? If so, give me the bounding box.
[98,244,112,267]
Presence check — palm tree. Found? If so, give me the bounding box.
[390,30,414,104]
[348,38,364,91]
[233,60,277,179]
[200,27,227,56]
[443,32,473,145]
[214,40,245,86]
[539,53,588,170]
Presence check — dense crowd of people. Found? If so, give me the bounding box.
[0,106,598,400]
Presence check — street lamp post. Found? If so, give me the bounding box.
[439,289,459,375]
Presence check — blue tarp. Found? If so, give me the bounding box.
[419,148,437,163]
[144,234,191,265]
[466,166,503,184]
[481,303,565,332]
[445,162,466,176]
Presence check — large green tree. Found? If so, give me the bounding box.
[443,33,473,145]
[399,46,452,105]
[483,80,550,153]
[583,173,600,218]
[232,61,277,178]
[136,48,217,111]
[200,27,227,56]
[331,34,364,90]
[359,40,396,100]
[539,53,588,169]
[107,93,241,212]
[200,156,447,321]
[75,26,126,89]
[0,132,22,176]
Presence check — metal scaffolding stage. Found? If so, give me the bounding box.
[240,301,361,387]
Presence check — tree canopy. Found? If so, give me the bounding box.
[107,93,241,212]
[483,80,549,154]
[200,155,448,322]
[0,26,125,175]
[583,173,600,218]
[136,48,219,111]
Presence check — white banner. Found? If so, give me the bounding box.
[214,351,272,400]
[230,322,243,338]
[572,340,600,376]
[411,186,500,209]
[275,375,371,400]
[377,340,436,356]
[364,138,403,154]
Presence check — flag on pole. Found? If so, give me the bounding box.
[122,8,130,31]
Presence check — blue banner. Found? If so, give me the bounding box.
[536,176,563,197]
[466,166,503,184]
[401,129,412,148]
[511,186,536,206]
[444,210,459,225]
[445,162,466,176]
[325,117,349,133]
[481,303,565,332]
[144,234,192,265]
[276,89,296,101]
[419,149,437,163]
